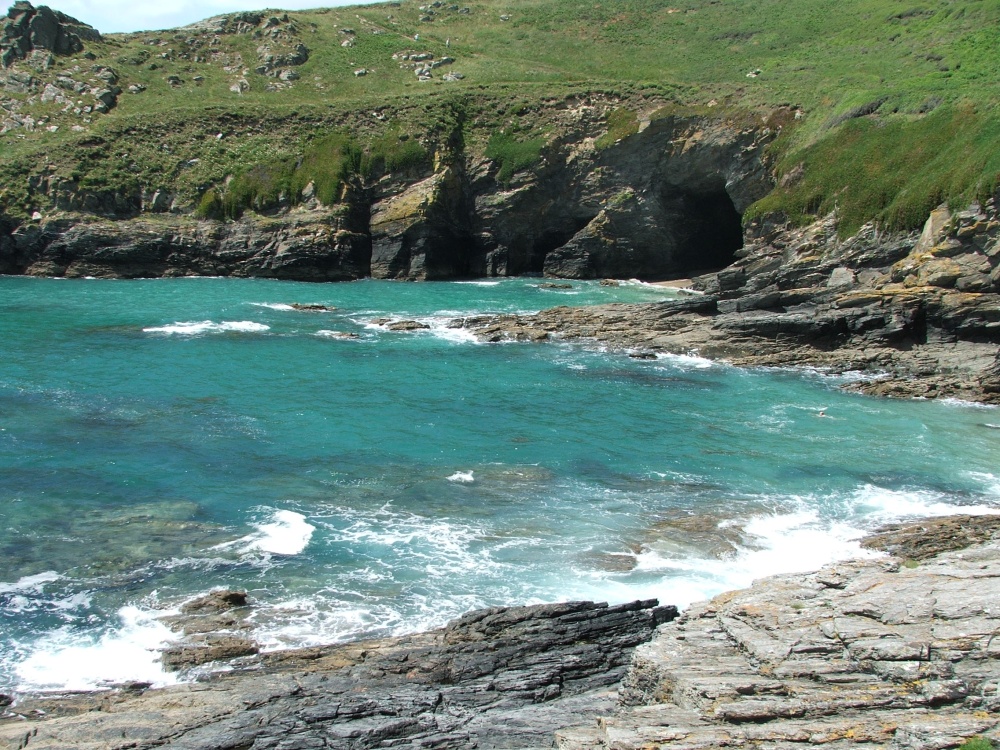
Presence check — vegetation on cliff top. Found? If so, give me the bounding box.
[0,0,998,231]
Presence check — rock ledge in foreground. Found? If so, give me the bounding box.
[558,515,1000,750]
[0,599,676,749]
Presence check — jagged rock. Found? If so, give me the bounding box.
[370,167,475,280]
[557,517,1000,750]
[180,589,248,613]
[289,303,336,312]
[6,210,371,280]
[0,2,101,67]
[255,41,308,75]
[0,600,674,749]
[386,319,430,330]
[159,634,260,671]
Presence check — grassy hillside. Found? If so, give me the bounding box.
[2,0,999,232]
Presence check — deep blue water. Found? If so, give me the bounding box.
[1,275,998,692]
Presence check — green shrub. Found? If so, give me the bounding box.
[361,126,429,178]
[957,737,995,750]
[595,108,639,149]
[194,188,224,220]
[746,105,1000,236]
[222,158,297,219]
[291,133,362,206]
[486,131,546,184]
[212,128,430,219]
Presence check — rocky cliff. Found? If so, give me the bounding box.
[0,599,676,750]
[443,196,1000,403]
[0,106,774,282]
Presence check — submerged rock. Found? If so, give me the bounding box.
[289,302,337,311]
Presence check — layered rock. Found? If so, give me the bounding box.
[556,516,1000,750]
[0,2,101,68]
[447,198,1000,402]
[0,599,675,750]
[0,109,774,282]
[3,209,370,280]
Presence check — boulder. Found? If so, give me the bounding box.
[179,589,248,614]
[159,634,260,671]
[0,2,101,67]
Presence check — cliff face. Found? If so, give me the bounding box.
[0,111,774,281]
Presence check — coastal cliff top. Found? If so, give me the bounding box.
[0,0,998,233]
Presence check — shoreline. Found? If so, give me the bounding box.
[451,296,1000,404]
[2,515,999,749]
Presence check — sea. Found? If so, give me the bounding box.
[2,275,998,694]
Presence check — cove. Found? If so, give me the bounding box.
[1,275,998,693]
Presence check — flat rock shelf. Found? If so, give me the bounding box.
[3,517,1000,749]
[559,515,1000,750]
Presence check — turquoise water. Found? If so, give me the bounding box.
[1,275,999,692]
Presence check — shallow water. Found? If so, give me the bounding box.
[1,275,998,693]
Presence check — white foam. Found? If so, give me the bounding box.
[655,352,714,369]
[0,571,62,595]
[14,605,180,692]
[321,508,499,578]
[455,281,502,287]
[251,302,296,311]
[967,472,1000,495]
[447,471,475,483]
[425,320,481,344]
[624,509,875,609]
[214,510,315,556]
[143,320,270,335]
[848,484,1000,520]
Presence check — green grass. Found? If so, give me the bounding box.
[958,738,995,750]
[595,108,639,149]
[485,131,546,184]
[1,0,999,229]
[747,103,1000,235]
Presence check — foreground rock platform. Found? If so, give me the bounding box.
[0,600,675,750]
[557,515,1000,750]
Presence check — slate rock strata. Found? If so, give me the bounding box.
[0,599,676,749]
[0,2,101,68]
[556,514,1000,750]
[0,111,773,282]
[450,198,1000,403]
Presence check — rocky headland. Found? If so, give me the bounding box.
[447,198,1000,404]
[3,516,999,750]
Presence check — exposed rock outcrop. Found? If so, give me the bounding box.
[0,109,773,282]
[446,197,1000,402]
[5,209,370,280]
[4,520,999,750]
[0,599,676,749]
[0,2,101,68]
[557,516,1000,750]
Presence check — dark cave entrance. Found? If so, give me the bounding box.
[662,182,744,276]
[515,214,597,276]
